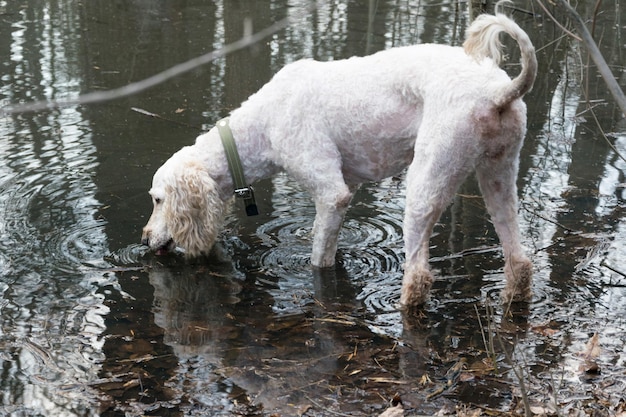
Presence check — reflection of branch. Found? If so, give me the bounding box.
[553,0,626,117]
[521,203,576,233]
[600,260,626,284]
[547,0,626,163]
[1,12,305,116]
[582,97,626,164]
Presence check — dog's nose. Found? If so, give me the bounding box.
[141,229,150,246]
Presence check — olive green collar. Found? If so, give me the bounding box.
[216,118,259,216]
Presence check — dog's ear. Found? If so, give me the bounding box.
[163,164,227,257]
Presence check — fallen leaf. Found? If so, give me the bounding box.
[578,333,601,375]
[378,403,403,417]
[530,402,557,415]
[580,333,601,360]
[456,405,481,417]
[532,322,560,337]
[459,372,475,382]
[297,404,312,416]
[419,373,432,386]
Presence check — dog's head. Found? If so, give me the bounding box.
[141,147,230,257]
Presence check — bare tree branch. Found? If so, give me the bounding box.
[1,11,305,116]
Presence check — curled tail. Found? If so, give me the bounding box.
[463,4,537,108]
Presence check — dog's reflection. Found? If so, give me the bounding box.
[148,262,412,414]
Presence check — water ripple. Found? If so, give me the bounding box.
[106,243,151,266]
[0,117,108,276]
[256,215,314,279]
[42,220,110,272]
[358,272,403,312]
[252,175,407,317]
[256,204,405,277]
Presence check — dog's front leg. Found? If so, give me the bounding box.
[310,188,353,268]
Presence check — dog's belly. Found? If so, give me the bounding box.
[335,109,419,184]
[272,122,417,185]
[339,135,416,184]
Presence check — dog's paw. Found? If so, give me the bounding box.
[502,256,533,303]
[400,266,433,308]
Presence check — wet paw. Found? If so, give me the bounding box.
[502,256,533,303]
[400,266,433,308]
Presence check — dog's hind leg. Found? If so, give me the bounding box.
[401,143,472,307]
[476,151,532,303]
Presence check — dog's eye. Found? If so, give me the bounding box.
[154,197,162,205]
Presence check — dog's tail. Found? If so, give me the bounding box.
[463,3,537,108]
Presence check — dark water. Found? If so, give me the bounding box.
[1,1,625,416]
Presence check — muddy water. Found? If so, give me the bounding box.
[1,1,625,416]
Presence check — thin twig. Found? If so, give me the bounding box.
[497,335,532,417]
[131,107,202,130]
[474,304,491,356]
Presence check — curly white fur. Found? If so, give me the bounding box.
[142,9,537,307]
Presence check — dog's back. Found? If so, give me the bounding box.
[239,8,535,135]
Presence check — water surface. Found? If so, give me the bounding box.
[0,1,625,416]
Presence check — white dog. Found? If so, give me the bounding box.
[142,8,537,307]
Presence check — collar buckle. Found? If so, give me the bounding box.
[234,186,254,199]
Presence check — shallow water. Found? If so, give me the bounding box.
[1,0,625,416]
